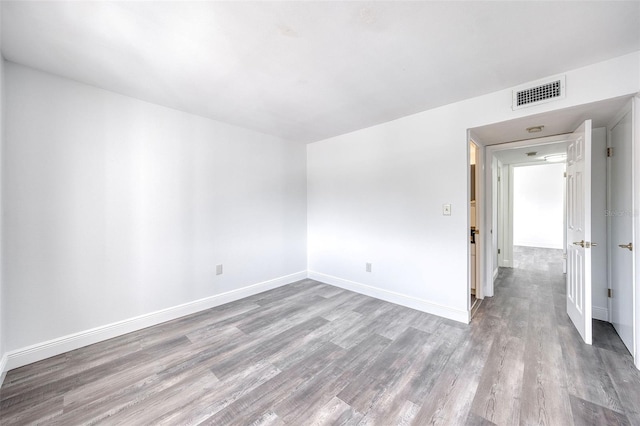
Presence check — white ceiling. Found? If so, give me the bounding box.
[2,1,639,143]
[493,141,568,166]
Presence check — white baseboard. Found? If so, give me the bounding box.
[3,271,307,374]
[592,306,609,322]
[493,268,499,281]
[501,259,512,268]
[308,271,469,324]
[514,242,564,250]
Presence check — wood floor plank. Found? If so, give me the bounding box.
[470,331,525,425]
[52,364,218,425]
[0,335,190,414]
[518,303,573,426]
[247,411,285,426]
[329,301,399,350]
[599,347,640,424]
[569,394,631,426]
[411,313,500,425]
[557,322,625,414]
[210,316,329,380]
[200,341,346,425]
[91,365,219,425]
[0,395,63,425]
[151,360,281,425]
[61,337,202,409]
[592,320,631,355]
[337,327,425,410]
[466,412,497,426]
[404,324,466,405]
[270,310,363,372]
[273,333,391,424]
[238,290,355,336]
[304,396,362,426]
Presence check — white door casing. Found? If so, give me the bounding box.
[609,108,634,354]
[566,119,593,345]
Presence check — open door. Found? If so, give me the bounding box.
[566,119,593,344]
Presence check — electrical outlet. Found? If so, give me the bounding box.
[216,264,223,275]
[366,263,372,272]
[443,204,452,216]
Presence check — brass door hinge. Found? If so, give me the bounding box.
[607,147,613,157]
[608,288,613,298]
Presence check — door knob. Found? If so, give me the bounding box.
[618,242,633,251]
[573,240,585,247]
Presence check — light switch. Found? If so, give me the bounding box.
[443,204,451,216]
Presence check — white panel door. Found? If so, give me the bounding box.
[609,110,634,353]
[566,120,592,344]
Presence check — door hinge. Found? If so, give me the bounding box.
[498,176,501,182]
[563,172,567,178]
[608,288,613,298]
[607,147,613,157]
[498,248,501,254]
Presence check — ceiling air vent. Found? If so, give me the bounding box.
[512,75,565,110]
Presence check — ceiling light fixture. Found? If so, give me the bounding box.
[526,125,544,133]
[544,154,567,163]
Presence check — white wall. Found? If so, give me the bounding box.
[513,163,565,249]
[0,54,5,380]
[307,52,640,322]
[3,63,307,356]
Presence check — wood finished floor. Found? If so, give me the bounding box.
[2,256,639,425]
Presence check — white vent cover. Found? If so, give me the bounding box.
[512,75,565,110]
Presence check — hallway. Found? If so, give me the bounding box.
[476,253,638,424]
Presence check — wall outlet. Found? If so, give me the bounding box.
[366,262,372,272]
[216,264,223,275]
[443,204,452,216]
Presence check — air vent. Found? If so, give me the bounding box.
[512,75,565,110]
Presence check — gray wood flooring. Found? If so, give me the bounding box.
[2,254,639,425]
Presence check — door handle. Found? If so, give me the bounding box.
[573,240,597,248]
[618,242,633,251]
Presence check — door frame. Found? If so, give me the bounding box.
[468,136,484,310]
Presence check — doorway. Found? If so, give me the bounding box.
[469,140,481,316]
[471,95,637,365]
